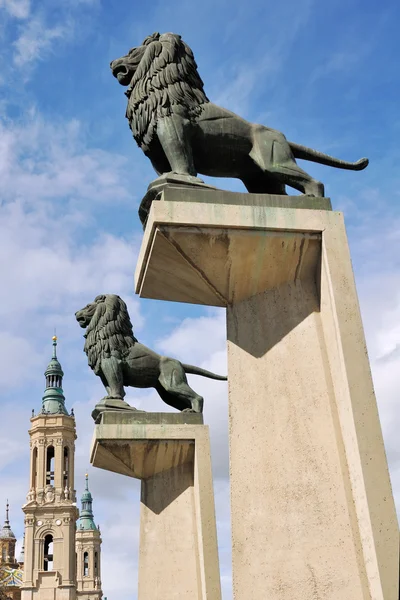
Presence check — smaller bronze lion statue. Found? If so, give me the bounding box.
[75,294,227,414]
[110,32,368,198]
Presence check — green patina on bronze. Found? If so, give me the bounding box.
[110,31,368,224]
[75,294,227,420]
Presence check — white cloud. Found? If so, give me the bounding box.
[156,310,227,365]
[0,117,130,205]
[0,112,143,395]
[0,0,30,20]
[13,16,69,67]
[0,334,42,390]
[5,0,99,71]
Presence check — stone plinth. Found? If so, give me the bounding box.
[134,188,399,600]
[90,411,221,600]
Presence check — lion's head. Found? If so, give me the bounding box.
[75,294,138,374]
[110,32,209,152]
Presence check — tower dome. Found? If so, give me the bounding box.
[0,502,15,540]
[77,474,98,531]
[41,336,68,415]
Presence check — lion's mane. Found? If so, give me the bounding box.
[83,294,138,375]
[125,32,209,152]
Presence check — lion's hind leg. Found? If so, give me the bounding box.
[251,128,325,197]
[157,357,204,413]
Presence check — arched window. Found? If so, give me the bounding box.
[63,446,69,488]
[31,447,38,488]
[43,535,53,571]
[46,446,55,485]
[94,551,98,576]
[83,552,89,577]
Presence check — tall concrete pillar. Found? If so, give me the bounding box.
[134,186,399,600]
[90,411,222,600]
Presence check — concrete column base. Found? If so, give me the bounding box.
[134,188,399,600]
[90,411,221,600]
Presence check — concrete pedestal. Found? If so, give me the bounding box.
[90,411,221,600]
[135,187,399,600]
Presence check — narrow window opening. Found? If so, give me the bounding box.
[46,446,55,485]
[83,552,89,577]
[63,447,69,488]
[2,546,6,562]
[31,447,38,488]
[94,552,98,576]
[43,535,53,571]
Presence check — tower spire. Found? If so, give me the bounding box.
[77,474,98,531]
[52,334,57,359]
[41,335,68,415]
[0,500,15,539]
[18,532,25,565]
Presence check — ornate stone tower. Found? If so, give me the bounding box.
[0,502,17,567]
[75,475,102,600]
[21,336,78,600]
[0,502,23,600]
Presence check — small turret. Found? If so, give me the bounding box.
[0,501,18,568]
[18,533,25,566]
[76,474,102,597]
[77,475,98,531]
[0,502,15,541]
[41,336,68,415]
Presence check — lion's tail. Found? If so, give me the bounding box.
[182,364,227,381]
[289,142,369,171]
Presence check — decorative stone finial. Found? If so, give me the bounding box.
[52,335,57,358]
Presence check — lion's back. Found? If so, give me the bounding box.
[123,343,161,387]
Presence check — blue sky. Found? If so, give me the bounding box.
[0,0,399,598]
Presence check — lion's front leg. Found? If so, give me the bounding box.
[157,114,197,177]
[100,357,125,399]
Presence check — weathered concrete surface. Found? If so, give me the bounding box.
[135,189,330,306]
[90,412,221,600]
[135,190,399,600]
[139,183,332,227]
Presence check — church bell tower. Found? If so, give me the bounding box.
[21,336,78,600]
[75,475,102,600]
[0,502,17,568]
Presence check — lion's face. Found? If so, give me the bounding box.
[110,45,147,86]
[75,295,106,328]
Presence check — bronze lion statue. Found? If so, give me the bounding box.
[110,32,368,198]
[75,294,227,415]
